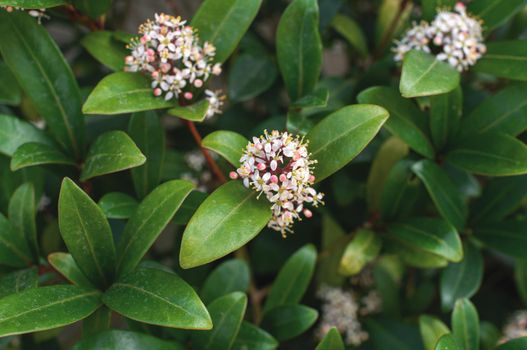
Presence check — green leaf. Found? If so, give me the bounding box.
[0,114,53,156]
[316,215,347,286]
[290,88,329,109]
[0,62,21,105]
[440,242,483,311]
[116,180,194,276]
[480,321,501,350]
[380,160,422,220]
[307,104,389,182]
[0,212,31,267]
[475,221,527,259]
[429,87,462,150]
[515,260,527,305]
[83,305,111,337]
[83,72,175,115]
[0,0,66,8]
[452,299,479,350]
[0,267,38,298]
[58,178,116,287]
[422,0,456,20]
[233,321,278,350]
[447,132,527,176]
[8,183,38,259]
[71,0,111,19]
[0,285,101,337]
[10,142,75,171]
[191,0,262,63]
[191,292,247,350]
[315,327,345,350]
[228,54,278,102]
[0,11,84,158]
[72,330,185,350]
[473,41,527,81]
[47,252,96,290]
[167,100,210,122]
[103,267,211,329]
[331,14,368,56]
[201,259,250,304]
[264,244,316,313]
[497,338,527,350]
[276,0,322,100]
[357,86,434,158]
[81,131,146,181]
[261,304,318,341]
[173,190,208,225]
[435,334,461,350]
[468,0,526,31]
[98,192,138,220]
[419,315,450,350]
[375,0,413,47]
[202,130,247,167]
[81,31,128,71]
[459,84,527,136]
[387,217,463,268]
[339,229,382,276]
[412,160,467,230]
[128,111,166,198]
[400,50,460,98]
[179,181,271,269]
[365,318,422,350]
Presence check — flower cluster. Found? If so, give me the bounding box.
[500,311,527,344]
[1,5,48,23]
[231,130,324,236]
[393,2,486,71]
[125,13,224,118]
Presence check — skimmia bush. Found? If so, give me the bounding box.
[0,0,527,349]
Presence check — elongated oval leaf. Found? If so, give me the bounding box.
[468,0,526,32]
[0,62,21,105]
[0,285,101,337]
[233,321,278,350]
[0,114,53,156]
[83,72,175,115]
[0,212,31,267]
[180,181,271,269]
[98,192,138,220]
[228,54,278,102]
[81,31,128,71]
[0,0,66,8]
[400,50,460,98]
[59,178,116,287]
[202,130,247,167]
[435,334,461,350]
[380,160,422,220]
[72,330,184,350]
[331,15,368,56]
[452,299,479,350]
[8,183,38,260]
[11,142,75,171]
[473,41,527,81]
[81,131,146,181]
[419,315,450,350]
[103,267,212,330]
[48,252,96,290]
[168,99,210,122]
[261,304,318,341]
[315,327,345,350]
[0,11,84,158]
[116,180,194,276]
[475,221,527,259]
[0,267,38,299]
[307,104,389,182]
[201,259,250,304]
[430,86,462,150]
[339,229,382,276]
[276,0,322,100]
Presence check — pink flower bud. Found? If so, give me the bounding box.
[256,163,266,171]
[146,48,155,56]
[151,71,159,79]
[125,56,134,64]
[153,88,162,97]
[140,35,148,44]
[256,144,263,150]
[303,209,313,218]
[160,63,171,73]
[279,174,287,182]
[229,171,238,180]
[309,175,315,183]
[194,79,203,88]
[270,175,279,183]
[184,92,193,100]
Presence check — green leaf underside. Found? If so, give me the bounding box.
[0,114,54,156]
[81,31,128,71]
[72,330,184,350]
[47,252,96,290]
[200,259,250,305]
[261,304,318,341]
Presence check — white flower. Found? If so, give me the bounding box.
[204,89,225,119]
[501,310,527,344]
[393,2,486,71]
[231,130,324,236]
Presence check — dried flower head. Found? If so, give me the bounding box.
[125,13,224,118]
[231,130,324,236]
[500,310,527,344]
[394,2,486,71]
[1,6,48,23]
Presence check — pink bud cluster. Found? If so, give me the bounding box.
[230,130,324,236]
[124,13,224,118]
[394,2,486,71]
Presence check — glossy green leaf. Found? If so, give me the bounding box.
[233,321,278,350]
[180,181,271,269]
[0,0,66,8]
[497,338,527,350]
[480,321,501,350]
[103,267,211,329]
[447,132,527,176]
[81,131,146,181]
[48,252,95,289]
[290,88,329,109]
[83,72,175,115]
[0,11,84,158]
[0,114,53,156]
[8,183,37,259]
[228,54,278,102]
[475,221,527,259]
[435,334,461,350]
[473,41,527,80]
[81,31,128,71]
[0,62,21,105]
[58,178,116,287]
[276,0,322,100]
[419,315,450,350]
[452,299,479,350]
[191,0,262,63]
[357,86,434,158]
[0,267,38,298]
[430,86,462,150]
[380,160,422,220]
[173,191,208,225]
[128,111,165,198]
[339,229,382,276]
[168,100,210,122]
[191,292,247,350]
[116,180,194,276]
[316,215,347,286]
[0,212,31,267]
[262,304,318,341]
[201,259,250,304]
[264,244,316,313]
[422,0,456,20]
[83,305,111,337]
[202,130,247,167]
[315,327,345,350]
[400,50,460,98]
[440,242,483,311]
[412,160,467,230]
[307,104,389,181]
[469,0,526,31]
[365,318,422,350]
[0,285,101,337]
[331,14,367,56]
[71,0,111,19]
[72,330,184,350]
[11,142,75,171]
[375,0,413,47]
[98,192,138,220]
